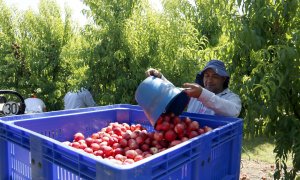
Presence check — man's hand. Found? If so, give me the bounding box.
[145,68,162,78]
[183,83,203,98]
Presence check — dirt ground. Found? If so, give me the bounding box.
[240,158,275,180]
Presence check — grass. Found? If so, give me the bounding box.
[241,136,300,179]
[241,135,294,167]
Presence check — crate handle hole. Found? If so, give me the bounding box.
[38,162,42,168]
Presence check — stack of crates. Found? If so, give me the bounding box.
[0,104,243,180]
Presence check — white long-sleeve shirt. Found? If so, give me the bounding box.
[25,98,46,114]
[64,88,97,110]
[161,75,242,117]
[187,88,242,117]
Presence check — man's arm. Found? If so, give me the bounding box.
[198,88,242,117]
[183,83,241,117]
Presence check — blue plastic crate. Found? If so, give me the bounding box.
[0,104,243,180]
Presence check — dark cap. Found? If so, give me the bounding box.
[195,60,230,88]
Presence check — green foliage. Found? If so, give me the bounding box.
[0,0,76,110]
[192,0,223,46]
[82,0,139,104]
[0,0,20,90]
[216,0,300,178]
[82,0,203,105]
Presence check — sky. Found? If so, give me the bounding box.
[4,0,89,26]
[3,0,163,27]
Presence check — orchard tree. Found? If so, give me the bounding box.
[194,0,300,178]
[230,1,299,178]
[126,0,202,86]
[18,0,74,110]
[82,0,204,105]
[0,0,83,110]
[0,0,25,91]
[82,0,140,104]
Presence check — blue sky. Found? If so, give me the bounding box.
[3,0,163,26]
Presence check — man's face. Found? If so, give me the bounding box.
[203,68,226,94]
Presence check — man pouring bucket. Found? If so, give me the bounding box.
[145,59,242,118]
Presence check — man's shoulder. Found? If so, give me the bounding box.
[65,92,79,98]
[79,89,92,96]
[25,98,45,104]
[34,98,45,104]
[36,98,45,102]
[24,98,33,102]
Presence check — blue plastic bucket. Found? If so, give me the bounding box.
[135,76,190,126]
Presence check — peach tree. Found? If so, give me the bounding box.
[194,0,300,178]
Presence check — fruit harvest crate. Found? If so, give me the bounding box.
[0,104,243,180]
